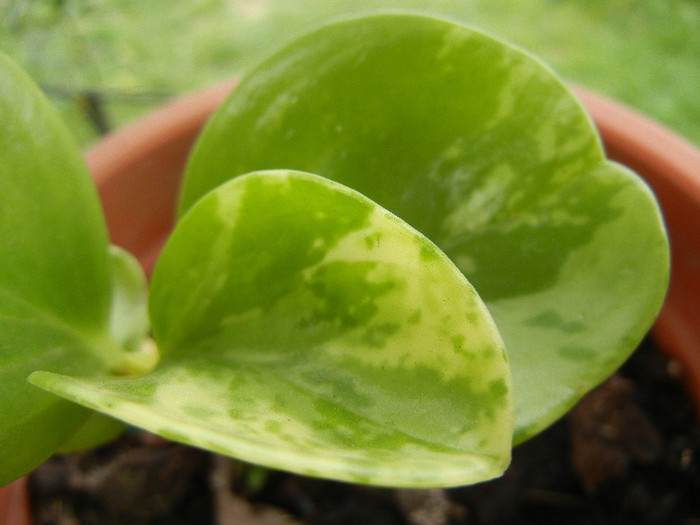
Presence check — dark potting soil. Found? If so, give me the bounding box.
[29,337,700,525]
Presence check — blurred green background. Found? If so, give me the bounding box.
[1,0,698,148]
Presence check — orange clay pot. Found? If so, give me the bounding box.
[2,83,698,522]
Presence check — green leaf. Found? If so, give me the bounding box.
[178,14,669,442]
[107,245,149,354]
[31,170,513,488]
[0,52,139,484]
[105,245,157,377]
[57,246,153,453]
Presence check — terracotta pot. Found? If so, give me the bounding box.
[0,476,30,524]
[2,83,698,522]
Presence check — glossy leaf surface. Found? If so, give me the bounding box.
[0,51,108,484]
[179,14,669,441]
[0,52,146,484]
[32,170,513,488]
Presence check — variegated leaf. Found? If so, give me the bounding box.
[31,170,513,488]
[178,13,669,442]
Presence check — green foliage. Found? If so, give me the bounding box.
[180,13,669,442]
[33,170,513,487]
[0,51,139,485]
[0,13,668,488]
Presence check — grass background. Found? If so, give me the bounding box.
[1,0,698,148]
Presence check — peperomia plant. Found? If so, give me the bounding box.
[1,13,668,489]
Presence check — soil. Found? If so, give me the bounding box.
[28,337,700,525]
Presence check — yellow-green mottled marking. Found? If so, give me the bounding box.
[31,170,513,488]
[178,14,669,442]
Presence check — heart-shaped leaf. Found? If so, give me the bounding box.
[0,51,147,484]
[31,170,513,488]
[178,14,669,442]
